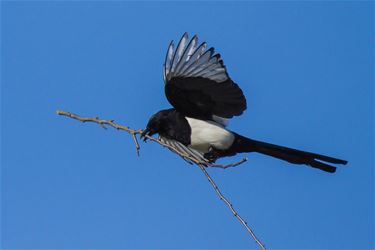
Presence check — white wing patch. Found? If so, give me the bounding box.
[186,117,235,153]
[163,33,229,83]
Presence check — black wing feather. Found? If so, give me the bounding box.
[163,33,246,119]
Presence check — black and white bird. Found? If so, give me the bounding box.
[141,33,347,173]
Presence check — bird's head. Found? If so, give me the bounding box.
[141,109,173,141]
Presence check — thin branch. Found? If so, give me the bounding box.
[56,110,266,249]
[131,133,140,156]
[208,157,248,169]
[197,163,266,250]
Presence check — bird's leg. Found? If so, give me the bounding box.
[204,146,223,163]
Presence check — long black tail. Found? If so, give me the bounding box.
[231,134,348,173]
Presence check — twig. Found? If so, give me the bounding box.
[56,110,266,249]
[197,163,266,250]
[132,133,140,156]
[208,157,248,169]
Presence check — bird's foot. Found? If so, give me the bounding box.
[204,146,222,163]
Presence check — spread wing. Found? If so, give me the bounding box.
[163,33,247,121]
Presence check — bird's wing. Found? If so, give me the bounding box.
[163,33,247,121]
[159,136,209,164]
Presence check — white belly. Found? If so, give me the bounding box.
[185,117,235,153]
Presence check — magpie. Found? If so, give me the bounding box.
[141,33,347,173]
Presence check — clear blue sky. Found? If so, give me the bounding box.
[1,1,373,249]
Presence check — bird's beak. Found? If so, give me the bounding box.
[140,128,150,142]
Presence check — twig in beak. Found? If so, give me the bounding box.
[140,128,149,142]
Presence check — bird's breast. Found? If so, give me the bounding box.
[185,117,235,153]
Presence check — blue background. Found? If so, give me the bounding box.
[1,1,374,249]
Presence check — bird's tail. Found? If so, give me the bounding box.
[232,134,348,173]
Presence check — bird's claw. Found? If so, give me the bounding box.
[204,146,220,163]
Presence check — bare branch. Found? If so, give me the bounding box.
[56,110,266,249]
[197,163,266,250]
[208,157,248,169]
[131,133,140,156]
